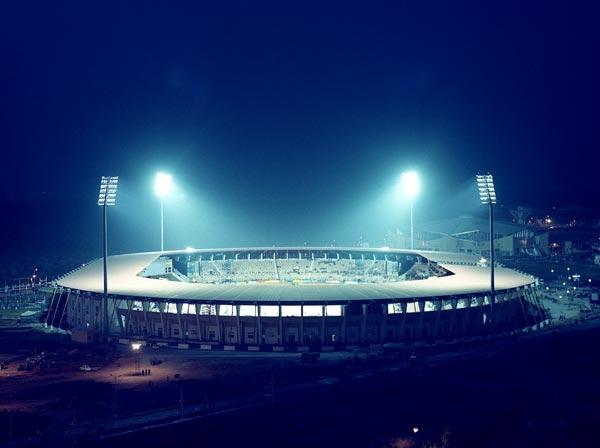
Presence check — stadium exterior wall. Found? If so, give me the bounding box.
[46,285,547,348]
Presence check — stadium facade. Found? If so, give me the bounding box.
[48,247,547,348]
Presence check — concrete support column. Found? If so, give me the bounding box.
[278,304,283,345]
[381,303,388,343]
[215,304,221,342]
[236,305,242,344]
[195,304,201,341]
[176,303,184,340]
[360,304,368,343]
[142,301,150,336]
[115,299,124,334]
[461,297,473,336]
[495,293,507,328]
[256,304,261,345]
[433,299,443,338]
[417,300,426,339]
[526,288,538,322]
[508,291,518,322]
[476,296,485,330]
[400,302,407,340]
[511,291,521,326]
[321,305,326,344]
[516,289,530,325]
[126,299,133,335]
[300,303,304,345]
[57,289,72,330]
[449,298,458,337]
[46,287,59,326]
[158,302,165,338]
[529,288,539,320]
[341,304,347,344]
[71,293,80,328]
[50,288,65,327]
[531,288,545,321]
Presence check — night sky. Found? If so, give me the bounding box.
[1,1,599,261]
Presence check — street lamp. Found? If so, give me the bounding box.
[154,172,172,252]
[401,171,420,250]
[98,176,119,337]
[476,173,496,332]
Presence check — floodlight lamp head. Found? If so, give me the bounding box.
[98,176,119,206]
[401,171,420,199]
[476,173,496,205]
[154,172,172,198]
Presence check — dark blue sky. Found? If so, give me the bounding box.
[1,1,599,255]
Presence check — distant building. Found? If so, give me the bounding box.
[389,215,541,258]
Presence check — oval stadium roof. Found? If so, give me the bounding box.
[56,247,536,303]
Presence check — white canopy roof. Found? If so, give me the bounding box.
[56,248,536,303]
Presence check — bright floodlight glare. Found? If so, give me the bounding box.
[401,171,420,198]
[98,176,119,206]
[476,174,496,204]
[154,172,172,198]
[131,342,142,351]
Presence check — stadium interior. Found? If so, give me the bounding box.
[141,251,451,285]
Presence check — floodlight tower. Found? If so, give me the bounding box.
[98,176,119,337]
[401,171,420,250]
[154,172,172,252]
[476,173,496,332]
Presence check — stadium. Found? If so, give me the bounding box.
[47,247,547,349]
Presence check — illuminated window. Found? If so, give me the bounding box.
[387,303,402,314]
[406,302,419,313]
[182,303,196,314]
[199,304,216,315]
[149,302,161,312]
[260,306,279,317]
[166,303,178,314]
[281,306,301,317]
[219,305,236,316]
[303,305,323,316]
[239,305,257,316]
[325,305,342,316]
